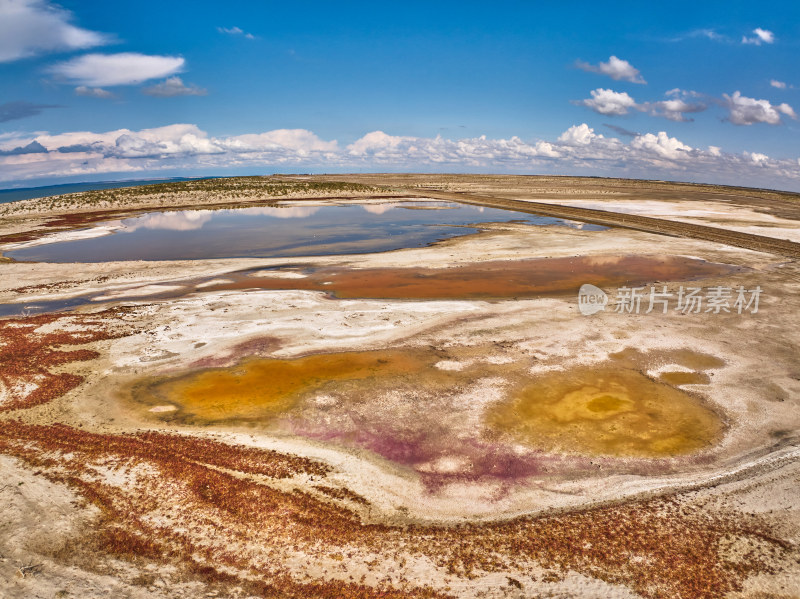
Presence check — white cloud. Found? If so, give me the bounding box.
[770,80,788,89]
[75,86,115,99]
[558,123,600,146]
[2,123,799,192]
[218,26,255,40]
[111,124,225,158]
[49,53,185,87]
[647,98,701,121]
[347,130,402,155]
[742,28,774,45]
[0,0,110,62]
[724,91,797,125]
[779,104,798,119]
[643,89,707,122]
[575,56,646,84]
[345,131,560,162]
[577,88,706,122]
[577,88,637,115]
[224,129,339,154]
[631,132,693,160]
[142,77,207,97]
[746,151,770,166]
[534,141,560,158]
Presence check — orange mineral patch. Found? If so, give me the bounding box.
[134,349,438,424]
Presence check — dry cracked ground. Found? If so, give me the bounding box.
[0,174,798,599]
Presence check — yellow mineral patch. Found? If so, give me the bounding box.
[487,367,724,457]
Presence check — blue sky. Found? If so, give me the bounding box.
[1,0,799,190]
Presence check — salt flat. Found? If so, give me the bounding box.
[1,175,798,599]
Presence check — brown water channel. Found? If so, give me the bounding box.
[203,254,739,300]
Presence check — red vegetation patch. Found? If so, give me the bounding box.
[0,309,134,412]
[0,422,444,598]
[314,484,370,506]
[0,421,791,598]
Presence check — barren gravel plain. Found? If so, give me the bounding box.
[0,174,799,599]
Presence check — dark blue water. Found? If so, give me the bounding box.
[0,178,197,204]
[5,201,603,263]
[0,297,95,318]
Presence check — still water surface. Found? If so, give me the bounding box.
[7,201,600,263]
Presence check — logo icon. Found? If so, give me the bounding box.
[578,284,607,315]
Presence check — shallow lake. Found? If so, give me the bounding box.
[5,200,602,263]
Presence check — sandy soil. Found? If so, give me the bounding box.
[0,175,798,598]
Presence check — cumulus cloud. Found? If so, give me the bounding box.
[110,124,225,158]
[577,88,795,125]
[643,89,707,122]
[558,123,600,146]
[75,86,115,99]
[577,88,707,122]
[576,88,637,115]
[49,53,185,87]
[575,56,646,84]
[3,125,338,163]
[770,80,788,89]
[746,151,770,166]
[0,0,110,62]
[346,131,560,161]
[223,129,339,154]
[142,77,207,97]
[742,28,774,45]
[2,123,799,192]
[218,26,255,40]
[346,131,405,156]
[631,132,692,160]
[724,91,797,125]
[0,100,60,123]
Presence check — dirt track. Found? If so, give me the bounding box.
[403,188,800,259]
